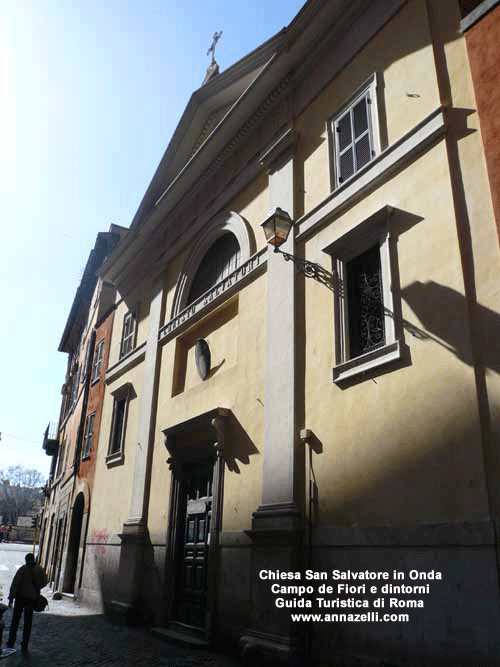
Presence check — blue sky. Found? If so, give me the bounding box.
[0,0,304,478]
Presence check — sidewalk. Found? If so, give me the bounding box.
[1,592,243,667]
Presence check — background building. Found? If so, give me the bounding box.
[43,1,500,664]
[460,0,500,247]
[40,226,125,597]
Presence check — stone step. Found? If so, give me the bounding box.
[151,625,209,649]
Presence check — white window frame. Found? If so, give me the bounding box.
[81,412,95,460]
[329,73,382,190]
[327,206,402,384]
[120,310,137,359]
[91,339,104,383]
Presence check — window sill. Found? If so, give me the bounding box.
[333,340,402,385]
[106,450,124,468]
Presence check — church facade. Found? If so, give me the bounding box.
[41,1,500,664]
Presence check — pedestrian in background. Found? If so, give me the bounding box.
[6,553,47,651]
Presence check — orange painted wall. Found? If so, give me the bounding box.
[465,4,500,243]
[79,309,114,488]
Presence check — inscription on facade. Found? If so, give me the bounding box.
[159,250,265,342]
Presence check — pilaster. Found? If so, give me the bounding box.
[255,126,299,520]
[113,274,165,622]
[244,127,305,666]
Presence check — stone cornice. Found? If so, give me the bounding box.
[259,127,298,174]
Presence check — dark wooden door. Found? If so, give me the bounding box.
[176,460,213,628]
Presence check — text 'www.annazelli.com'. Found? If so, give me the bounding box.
[290,613,410,623]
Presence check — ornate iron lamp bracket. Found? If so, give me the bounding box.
[274,246,339,293]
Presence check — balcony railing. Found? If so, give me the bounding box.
[42,422,59,456]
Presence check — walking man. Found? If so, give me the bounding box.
[7,553,47,651]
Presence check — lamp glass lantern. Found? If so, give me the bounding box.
[261,207,293,249]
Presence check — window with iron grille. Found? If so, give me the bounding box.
[120,311,136,358]
[82,412,95,459]
[328,206,403,384]
[345,245,385,359]
[91,340,104,382]
[330,75,380,189]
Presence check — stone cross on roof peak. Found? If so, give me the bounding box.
[203,31,223,85]
[207,31,223,65]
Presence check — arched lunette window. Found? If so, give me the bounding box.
[187,233,241,305]
[170,211,254,318]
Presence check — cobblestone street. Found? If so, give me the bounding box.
[1,592,242,667]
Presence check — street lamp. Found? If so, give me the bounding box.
[261,207,293,249]
[261,207,337,291]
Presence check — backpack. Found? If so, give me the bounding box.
[33,594,49,612]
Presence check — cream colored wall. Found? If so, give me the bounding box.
[87,363,144,536]
[427,0,500,515]
[108,281,151,368]
[296,0,441,216]
[227,171,268,250]
[294,0,500,528]
[149,173,269,535]
[87,0,500,543]
[163,256,184,325]
[302,138,491,525]
[175,299,239,395]
[148,275,266,538]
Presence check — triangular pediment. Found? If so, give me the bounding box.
[164,63,265,186]
[101,0,376,285]
[141,51,276,213]
[127,31,285,233]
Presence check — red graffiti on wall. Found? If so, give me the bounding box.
[91,529,109,554]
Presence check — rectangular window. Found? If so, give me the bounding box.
[329,75,380,189]
[328,206,402,384]
[81,412,95,459]
[106,386,131,465]
[81,338,92,383]
[70,366,80,406]
[91,340,104,382]
[57,440,66,477]
[120,311,136,358]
